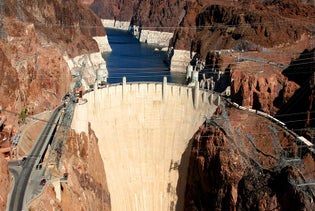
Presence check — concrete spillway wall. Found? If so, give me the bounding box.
[170,49,197,73]
[71,80,220,210]
[101,19,130,30]
[131,26,173,47]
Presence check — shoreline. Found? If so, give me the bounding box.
[101,19,195,73]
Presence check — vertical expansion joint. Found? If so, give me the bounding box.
[163,76,167,101]
[194,81,199,109]
[210,93,213,104]
[202,91,207,103]
[217,95,221,106]
[122,76,127,100]
[94,81,98,107]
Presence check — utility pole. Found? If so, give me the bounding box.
[311,24,315,49]
[17,0,23,21]
[0,0,3,18]
[0,0,6,40]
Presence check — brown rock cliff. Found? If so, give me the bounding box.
[172,0,314,54]
[91,0,139,21]
[185,105,315,210]
[0,1,106,208]
[0,156,10,210]
[0,0,105,125]
[29,123,110,210]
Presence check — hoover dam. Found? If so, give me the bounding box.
[71,78,220,210]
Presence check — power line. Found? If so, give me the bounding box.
[275,110,315,118]
[2,99,313,141]
[67,105,314,129]
[21,57,314,79]
[40,18,315,30]
[1,11,314,32]
[3,99,315,143]
[14,55,314,72]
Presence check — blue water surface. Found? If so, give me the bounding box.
[103,28,185,84]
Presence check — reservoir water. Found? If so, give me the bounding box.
[103,28,186,84]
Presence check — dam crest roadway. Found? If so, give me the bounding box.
[71,77,221,210]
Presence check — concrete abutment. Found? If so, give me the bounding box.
[71,80,220,210]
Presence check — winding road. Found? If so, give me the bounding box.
[8,105,63,211]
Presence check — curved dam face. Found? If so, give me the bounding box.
[71,80,220,210]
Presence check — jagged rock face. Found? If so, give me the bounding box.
[29,124,110,210]
[90,0,314,60]
[185,125,245,210]
[277,49,315,129]
[265,0,314,18]
[0,48,19,109]
[0,0,108,209]
[91,0,185,31]
[0,156,10,210]
[91,0,139,21]
[21,0,105,57]
[230,48,315,126]
[185,106,315,210]
[130,0,184,32]
[230,66,299,115]
[0,19,70,122]
[171,0,314,55]
[0,0,105,124]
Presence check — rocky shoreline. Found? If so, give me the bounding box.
[101,18,193,73]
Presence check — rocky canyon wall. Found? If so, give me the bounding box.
[0,1,111,209]
[0,0,111,125]
[184,104,315,210]
[91,0,315,77]
[168,0,314,126]
[1,0,313,210]
[29,124,111,210]
[91,0,190,72]
[0,156,10,210]
[171,0,314,55]
[91,0,184,31]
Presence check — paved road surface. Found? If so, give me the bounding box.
[8,106,63,211]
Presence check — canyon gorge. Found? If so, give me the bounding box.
[0,0,314,210]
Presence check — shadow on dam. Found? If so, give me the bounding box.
[71,80,220,210]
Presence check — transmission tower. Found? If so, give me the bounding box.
[17,0,23,21]
[0,0,3,18]
[0,1,6,40]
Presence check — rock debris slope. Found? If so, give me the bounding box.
[29,124,111,211]
[185,104,315,210]
[0,0,105,124]
[0,0,109,209]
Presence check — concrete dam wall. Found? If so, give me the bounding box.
[71,79,220,210]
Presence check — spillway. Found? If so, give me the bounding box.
[71,79,220,210]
